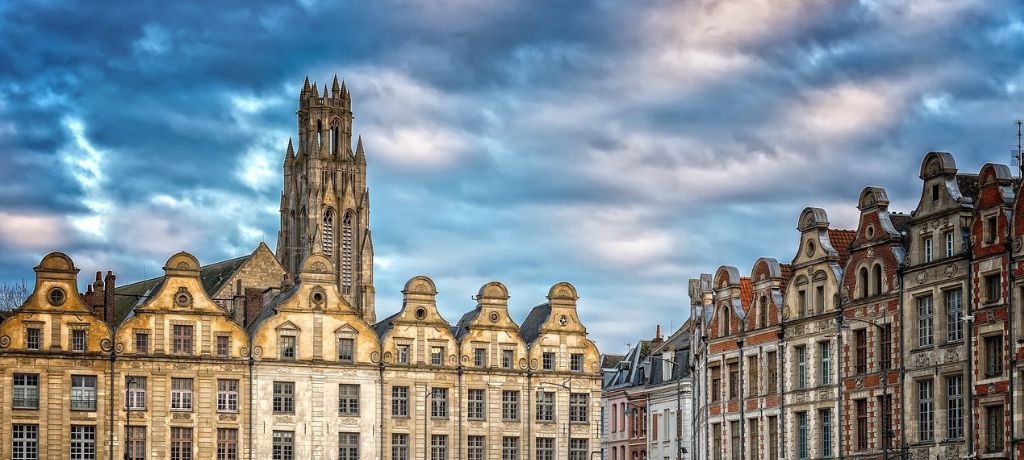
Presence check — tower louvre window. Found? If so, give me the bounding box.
[323,208,334,256]
[342,211,354,293]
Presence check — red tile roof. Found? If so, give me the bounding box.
[780,264,793,287]
[828,229,857,267]
[740,277,753,311]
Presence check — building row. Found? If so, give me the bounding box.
[0,250,602,460]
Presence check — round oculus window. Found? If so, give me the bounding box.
[489,312,500,323]
[47,287,66,306]
[805,240,816,257]
[311,291,325,304]
[559,315,568,326]
[415,307,427,320]
[866,225,875,239]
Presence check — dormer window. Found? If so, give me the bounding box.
[172,325,193,355]
[985,215,998,244]
[26,328,40,351]
[757,297,767,329]
[279,335,296,360]
[924,237,933,263]
[396,345,410,364]
[71,329,86,352]
[431,346,444,366]
[931,184,939,202]
[338,338,355,363]
[721,306,731,335]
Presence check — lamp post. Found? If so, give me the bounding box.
[123,376,145,460]
[960,214,975,459]
[650,355,684,460]
[537,378,573,460]
[836,315,903,460]
[424,388,434,460]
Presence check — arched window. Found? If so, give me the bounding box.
[859,267,869,299]
[322,208,335,256]
[758,296,767,329]
[721,306,731,336]
[317,120,323,150]
[341,211,354,294]
[872,264,883,296]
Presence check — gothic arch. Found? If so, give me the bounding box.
[341,210,355,295]
[322,208,335,256]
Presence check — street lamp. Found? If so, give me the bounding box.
[650,355,684,460]
[424,388,435,460]
[537,378,573,460]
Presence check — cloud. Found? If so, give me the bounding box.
[0,0,1022,352]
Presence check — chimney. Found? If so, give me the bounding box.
[243,288,265,327]
[103,271,116,325]
[652,324,663,344]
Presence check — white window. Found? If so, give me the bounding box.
[924,237,933,263]
[431,346,444,366]
[12,424,38,460]
[502,390,519,421]
[536,391,555,422]
[279,335,296,360]
[430,435,448,460]
[126,377,146,410]
[218,379,239,412]
[71,375,97,411]
[392,434,408,460]
[796,346,807,389]
[431,388,448,418]
[919,380,934,441]
[467,389,485,420]
[70,425,96,460]
[338,338,354,363]
[338,433,358,460]
[570,393,588,422]
[339,384,359,415]
[396,345,409,364]
[171,378,193,411]
[273,431,294,460]
[13,373,39,409]
[946,289,963,342]
[502,349,514,369]
[918,296,934,347]
[71,329,87,352]
[945,232,954,257]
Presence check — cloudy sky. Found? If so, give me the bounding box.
[1,0,1023,354]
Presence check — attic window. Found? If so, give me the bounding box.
[931,184,939,202]
[985,216,998,244]
[415,308,427,320]
[47,287,66,306]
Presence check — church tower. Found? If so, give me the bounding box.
[277,75,375,323]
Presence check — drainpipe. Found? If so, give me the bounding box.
[963,221,975,457]
[737,339,745,460]
[702,335,709,460]
[778,322,787,460]
[896,263,907,454]
[836,304,844,460]
[1006,230,1016,457]
[457,365,463,460]
[248,354,255,460]
[527,369,533,460]
[109,350,115,460]
[379,363,386,459]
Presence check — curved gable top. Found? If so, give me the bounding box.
[133,252,228,316]
[751,258,783,282]
[920,151,957,179]
[714,266,741,288]
[21,252,93,315]
[798,207,829,232]
[980,163,1013,186]
[858,187,890,211]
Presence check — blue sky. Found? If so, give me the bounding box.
[1,0,1022,354]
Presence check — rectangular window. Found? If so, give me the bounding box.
[216,335,230,357]
[985,215,997,244]
[570,393,588,422]
[986,406,1004,453]
[467,389,485,420]
[273,381,295,414]
[502,349,514,369]
[946,289,963,341]
[279,335,296,360]
[536,437,554,460]
[815,286,825,313]
[467,435,485,460]
[536,391,555,422]
[431,346,444,366]
[924,237,933,263]
[13,373,39,409]
[392,386,408,416]
[728,363,739,399]
[217,428,237,460]
[797,412,808,460]
[748,356,759,395]
[70,425,96,460]
[391,434,408,460]
[126,377,146,410]
[218,379,239,412]
[768,416,778,460]
[126,426,145,460]
[945,231,954,257]
[880,324,892,371]
[26,328,40,351]
[798,290,807,316]
[730,420,740,460]
[431,387,448,418]
[396,345,409,364]
[767,351,777,394]
[542,352,555,370]
[821,408,833,457]
[502,390,520,421]
[855,329,867,374]
[918,379,934,442]
[172,324,193,355]
[571,353,584,372]
[474,348,487,367]
[749,419,760,459]
[796,346,807,389]
[134,332,148,354]
[502,436,519,460]
[856,399,868,450]
[272,431,294,460]
[570,438,588,460]
[170,378,193,411]
[338,338,354,363]
[430,434,448,460]
[71,329,87,352]
[713,424,722,460]
[12,424,38,460]
[711,366,721,401]
[71,375,97,411]
[918,296,933,347]
[339,384,359,415]
[946,375,963,439]
[986,273,1001,303]
[338,432,358,460]
[879,394,892,450]
[985,335,1004,377]
[170,427,192,460]
[820,341,832,384]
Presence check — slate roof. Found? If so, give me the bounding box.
[827,229,857,266]
[244,282,299,336]
[372,311,401,339]
[889,213,912,234]
[518,304,551,345]
[113,254,251,323]
[453,309,480,340]
[957,173,980,202]
[601,353,625,369]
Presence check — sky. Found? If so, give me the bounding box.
[1,0,1023,355]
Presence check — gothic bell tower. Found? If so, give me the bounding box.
[277,75,375,323]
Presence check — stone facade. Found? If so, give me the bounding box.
[0,77,603,460]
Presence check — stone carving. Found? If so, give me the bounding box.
[128,361,145,369]
[370,351,381,363]
[311,261,328,273]
[218,414,238,422]
[253,346,263,358]
[174,287,192,308]
[129,412,146,420]
[239,346,249,357]
[539,423,556,432]
[912,352,932,369]
[817,388,829,400]
[1015,236,1023,253]
[275,415,293,424]
[339,417,359,425]
[916,272,928,285]
[943,347,960,363]
[855,378,864,389]
[173,363,192,370]
[100,339,112,351]
[172,412,191,421]
[176,261,190,270]
[0,335,10,348]
[394,418,408,427]
[943,264,957,278]
[520,358,528,370]
[114,342,125,353]
[17,358,34,365]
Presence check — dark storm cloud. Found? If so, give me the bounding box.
[1,0,1023,351]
